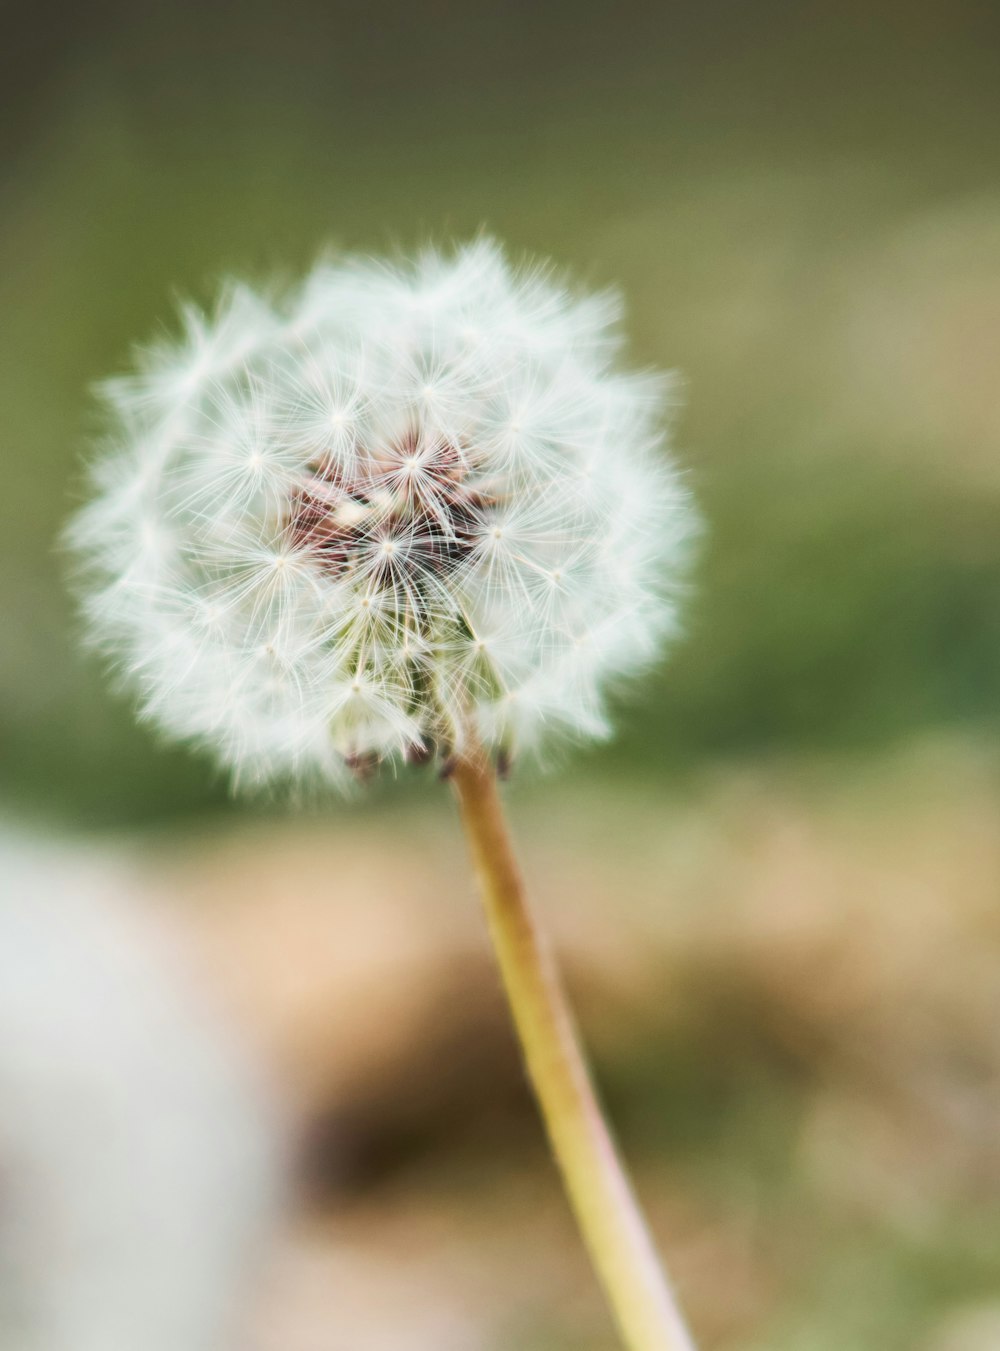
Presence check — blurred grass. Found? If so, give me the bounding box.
[2,0,1000,823]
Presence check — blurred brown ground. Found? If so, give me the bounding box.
[128,733,1000,1349]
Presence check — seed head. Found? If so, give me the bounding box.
[68,240,697,790]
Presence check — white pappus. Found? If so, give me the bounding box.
[68,238,697,790]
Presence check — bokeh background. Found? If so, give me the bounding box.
[2,2,1000,1347]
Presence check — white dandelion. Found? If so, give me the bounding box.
[68,238,695,790]
[67,238,701,1351]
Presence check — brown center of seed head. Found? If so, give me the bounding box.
[286,430,493,588]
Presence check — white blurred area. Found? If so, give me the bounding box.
[0,829,285,1351]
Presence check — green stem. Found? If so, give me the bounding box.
[450,746,696,1351]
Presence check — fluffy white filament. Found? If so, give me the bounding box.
[70,239,695,790]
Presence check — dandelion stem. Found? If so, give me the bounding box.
[450,745,697,1351]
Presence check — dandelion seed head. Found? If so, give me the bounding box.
[68,239,697,790]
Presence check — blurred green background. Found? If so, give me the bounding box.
[2,3,1000,1349]
[4,0,1000,824]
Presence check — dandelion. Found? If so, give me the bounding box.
[68,239,699,1350]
